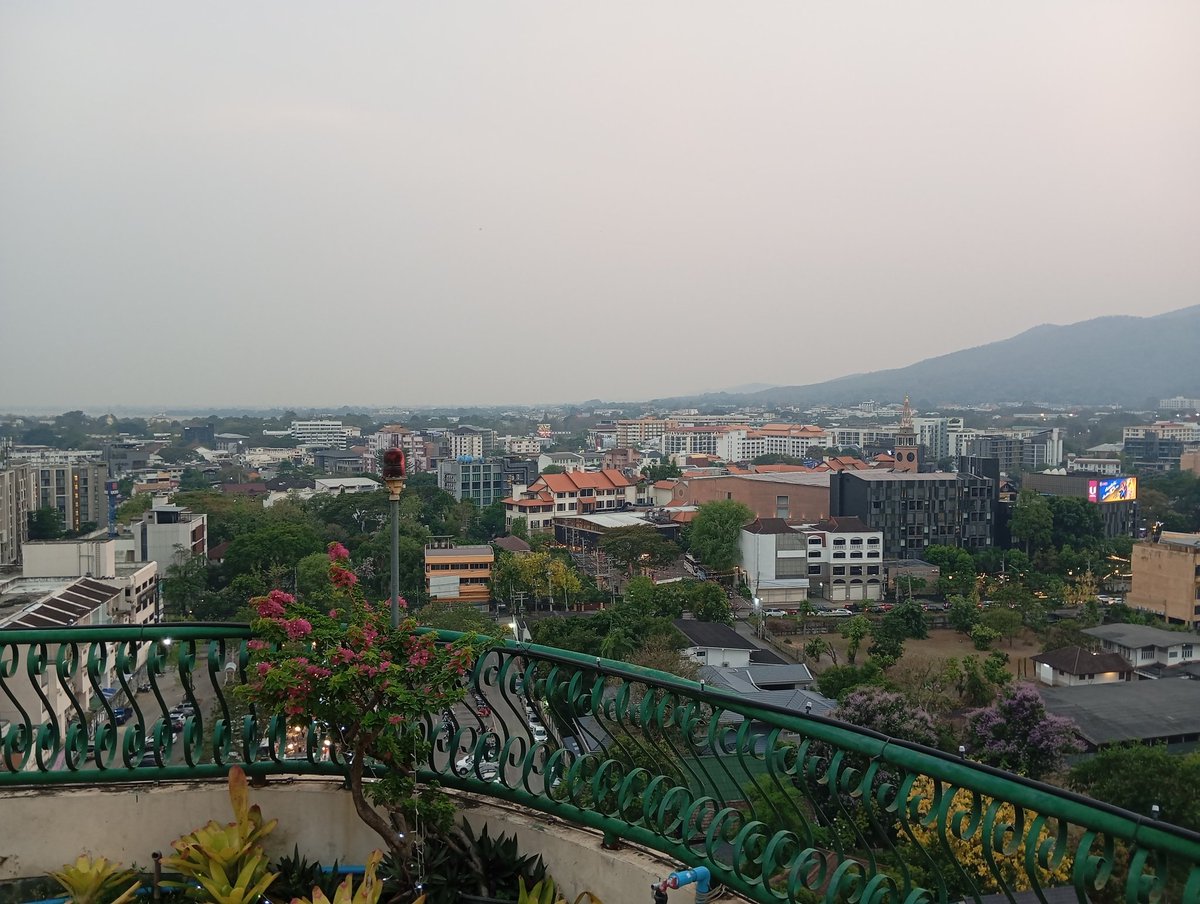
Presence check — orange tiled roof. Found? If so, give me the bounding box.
[653,479,678,489]
[535,469,632,493]
[753,464,816,473]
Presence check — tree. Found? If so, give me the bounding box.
[1047,496,1105,550]
[969,622,1000,650]
[541,464,566,474]
[1068,745,1200,831]
[966,684,1082,779]
[599,525,679,577]
[642,461,682,481]
[417,603,501,635]
[161,547,209,619]
[883,599,929,640]
[1010,490,1053,555]
[627,635,700,680]
[28,507,66,540]
[839,615,872,665]
[296,552,333,597]
[980,606,1022,647]
[922,545,977,597]
[688,500,754,573]
[222,522,325,581]
[686,581,733,624]
[509,517,529,541]
[242,547,489,876]
[832,688,938,746]
[948,595,979,634]
[803,637,832,665]
[866,620,906,667]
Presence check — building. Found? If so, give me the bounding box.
[741,516,884,604]
[669,472,832,522]
[714,425,829,463]
[446,427,496,460]
[1020,472,1138,539]
[1123,422,1200,472]
[291,420,346,448]
[424,541,494,606]
[313,449,365,475]
[181,424,216,446]
[1040,680,1200,750]
[1127,532,1200,628]
[672,619,760,669]
[368,426,428,474]
[615,419,672,448]
[1182,449,1200,476]
[1066,456,1122,476]
[965,434,1023,475]
[504,469,637,530]
[103,442,152,476]
[0,462,32,565]
[21,538,159,626]
[1030,646,1132,687]
[126,504,208,574]
[1020,429,1065,470]
[1083,623,1200,672]
[602,447,642,472]
[829,469,994,560]
[1160,396,1200,412]
[30,461,108,533]
[313,476,381,496]
[438,458,508,507]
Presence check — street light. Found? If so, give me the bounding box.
[753,596,762,638]
[381,448,407,629]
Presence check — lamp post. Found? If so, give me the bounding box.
[753,596,762,638]
[381,448,407,629]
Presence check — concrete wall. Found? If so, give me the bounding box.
[1130,538,1200,627]
[22,539,118,579]
[0,782,707,904]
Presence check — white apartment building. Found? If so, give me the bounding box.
[948,429,981,459]
[502,437,543,456]
[1066,456,1122,476]
[448,430,485,459]
[1123,422,1200,444]
[663,427,726,457]
[828,426,899,450]
[290,420,346,448]
[716,425,830,462]
[616,418,671,447]
[741,516,884,604]
[1159,397,1200,412]
[125,504,208,575]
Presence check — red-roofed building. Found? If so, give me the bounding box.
[503,469,637,532]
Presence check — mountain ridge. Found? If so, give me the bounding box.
[660,305,1200,409]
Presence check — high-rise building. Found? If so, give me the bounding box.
[829,469,995,560]
[1129,532,1200,628]
[437,458,509,507]
[0,463,32,564]
[30,462,108,533]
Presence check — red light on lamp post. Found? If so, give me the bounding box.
[382,448,406,482]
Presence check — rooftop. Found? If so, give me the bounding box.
[1083,623,1199,649]
[672,619,759,651]
[424,545,494,558]
[1031,645,1131,676]
[1040,680,1200,746]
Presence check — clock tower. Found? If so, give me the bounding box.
[893,395,920,473]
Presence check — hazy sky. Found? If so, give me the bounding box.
[2,3,1198,411]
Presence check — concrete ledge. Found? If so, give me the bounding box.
[0,780,745,902]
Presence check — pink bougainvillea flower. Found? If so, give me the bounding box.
[330,566,358,589]
[285,618,313,640]
[256,597,286,619]
[256,662,271,677]
[268,589,296,606]
[327,541,350,562]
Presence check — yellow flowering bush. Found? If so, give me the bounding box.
[899,775,1073,895]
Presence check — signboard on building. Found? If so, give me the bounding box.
[428,575,461,599]
[1088,476,1137,504]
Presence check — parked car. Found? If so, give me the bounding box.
[110,707,132,726]
[764,608,789,618]
[531,725,549,744]
[819,608,853,617]
[866,604,894,614]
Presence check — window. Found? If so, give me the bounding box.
[808,565,821,576]
[775,495,789,519]
[833,538,846,546]
[1184,644,1194,658]
[832,566,846,576]
[1140,648,1155,661]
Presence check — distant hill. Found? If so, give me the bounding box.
[673,305,1200,409]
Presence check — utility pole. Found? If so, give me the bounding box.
[382,449,407,629]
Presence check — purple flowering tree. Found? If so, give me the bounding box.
[966,683,1082,779]
[833,687,939,747]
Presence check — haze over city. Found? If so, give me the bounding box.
[2,2,1198,409]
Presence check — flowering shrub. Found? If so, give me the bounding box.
[900,775,1074,895]
[240,543,489,869]
[965,683,1081,780]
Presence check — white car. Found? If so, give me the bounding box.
[531,725,548,744]
[819,608,853,617]
[455,751,499,778]
[764,609,789,618]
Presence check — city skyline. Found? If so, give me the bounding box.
[3,3,1198,408]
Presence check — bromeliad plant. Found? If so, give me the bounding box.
[48,856,140,904]
[241,543,489,879]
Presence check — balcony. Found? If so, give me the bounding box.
[2,623,1200,903]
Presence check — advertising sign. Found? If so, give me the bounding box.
[1096,476,1137,503]
[1087,480,1099,503]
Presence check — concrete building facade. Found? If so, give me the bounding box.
[829,470,994,561]
[424,542,494,606]
[669,473,831,522]
[0,463,32,565]
[30,461,108,533]
[1128,532,1200,628]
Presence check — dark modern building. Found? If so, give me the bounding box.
[829,469,995,561]
[965,434,1023,475]
[1123,434,1187,473]
[182,424,216,446]
[437,458,509,507]
[1020,472,1138,539]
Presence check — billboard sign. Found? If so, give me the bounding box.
[1090,476,1137,503]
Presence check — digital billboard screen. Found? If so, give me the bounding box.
[1094,476,1137,503]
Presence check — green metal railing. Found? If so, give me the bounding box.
[3,623,1199,903]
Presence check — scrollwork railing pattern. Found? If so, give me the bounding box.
[2,624,1199,903]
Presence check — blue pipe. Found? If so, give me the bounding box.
[657,866,711,901]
